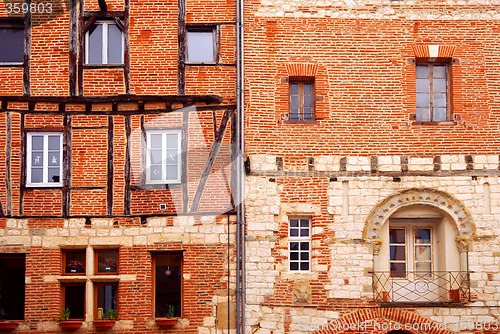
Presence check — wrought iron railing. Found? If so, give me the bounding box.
[372,271,470,304]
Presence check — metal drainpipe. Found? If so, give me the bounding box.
[235,0,245,331]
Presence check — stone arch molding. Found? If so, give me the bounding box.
[363,188,475,251]
[312,308,455,334]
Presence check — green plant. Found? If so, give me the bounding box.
[60,307,71,321]
[167,305,175,319]
[107,308,117,320]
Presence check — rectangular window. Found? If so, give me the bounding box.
[290,80,314,121]
[146,130,181,184]
[186,26,217,64]
[85,20,124,65]
[95,249,118,275]
[95,283,117,319]
[289,218,311,271]
[153,254,182,318]
[0,22,24,65]
[63,250,86,275]
[389,228,406,278]
[27,133,63,187]
[414,227,432,278]
[416,63,448,122]
[0,256,25,320]
[62,284,86,320]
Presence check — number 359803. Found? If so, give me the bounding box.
[6,2,53,14]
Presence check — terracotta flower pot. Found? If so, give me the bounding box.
[0,322,18,331]
[59,320,83,330]
[93,319,116,329]
[155,318,178,326]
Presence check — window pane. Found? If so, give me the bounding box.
[97,250,118,274]
[300,229,309,237]
[290,262,298,271]
[32,135,43,150]
[289,108,299,120]
[290,219,298,228]
[290,94,299,108]
[48,167,60,183]
[48,135,60,150]
[300,242,309,250]
[31,168,43,183]
[416,78,429,93]
[303,108,313,120]
[150,166,162,180]
[166,166,178,180]
[390,245,406,261]
[300,252,309,260]
[415,246,431,261]
[290,252,298,260]
[416,107,430,122]
[415,262,432,277]
[107,24,123,64]
[0,257,25,320]
[166,150,178,164]
[290,242,298,251]
[64,285,85,319]
[32,152,43,166]
[415,228,431,244]
[88,23,103,64]
[416,65,429,78]
[434,108,447,121]
[300,219,309,228]
[434,78,447,92]
[390,262,406,278]
[187,30,215,63]
[433,65,447,78]
[434,93,447,107]
[48,153,59,166]
[416,93,429,107]
[150,134,162,149]
[300,262,309,271]
[166,134,178,148]
[0,27,24,63]
[389,229,405,244]
[304,96,313,108]
[65,251,86,274]
[290,83,299,95]
[290,229,298,237]
[151,150,162,164]
[155,255,182,318]
[303,83,313,95]
[96,284,117,318]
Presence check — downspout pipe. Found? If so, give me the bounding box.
[235,0,245,331]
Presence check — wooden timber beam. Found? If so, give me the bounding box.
[190,108,235,212]
[0,94,222,104]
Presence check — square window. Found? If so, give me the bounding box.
[63,250,86,275]
[0,256,25,320]
[62,284,86,320]
[186,26,217,64]
[289,79,315,121]
[415,63,448,122]
[85,20,124,65]
[95,283,117,319]
[95,249,118,274]
[27,133,63,187]
[153,254,182,318]
[0,23,24,65]
[146,130,182,184]
[289,218,311,272]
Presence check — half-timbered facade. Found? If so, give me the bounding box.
[0,0,240,332]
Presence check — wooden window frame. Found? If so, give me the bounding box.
[288,217,311,272]
[84,20,124,65]
[289,78,315,121]
[145,130,182,185]
[62,249,86,276]
[389,227,407,279]
[413,226,433,279]
[185,25,219,64]
[61,283,86,321]
[415,62,449,122]
[152,253,183,319]
[94,282,118,320]
[26,132,63,187]
[94,249,119,275]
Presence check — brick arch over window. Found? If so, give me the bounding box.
[312,308,455,334]
[363,188,475,248]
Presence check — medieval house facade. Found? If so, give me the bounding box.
[244,0,500,333]
[0,0,241,332]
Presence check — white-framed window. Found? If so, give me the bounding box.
[289,218,311,272]
[85,20,124,65]
[27,133,63,187]
[146,130,181,184]
[186,26,217,64]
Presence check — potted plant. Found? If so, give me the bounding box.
[58,307,83,330]
[0,318,17,331]
[156,305,178,326]
[93,308,117,329]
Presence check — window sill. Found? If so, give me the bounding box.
[186,63,236,67]
[132,183,181,190]
[25,184,62,188]
[412,121,457,126]
[0,63,23,67]
[282,120,319,125]
[83,64,124,69]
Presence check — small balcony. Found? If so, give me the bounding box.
[372,271,470,305]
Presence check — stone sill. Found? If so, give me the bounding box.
[412,121,457,126]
